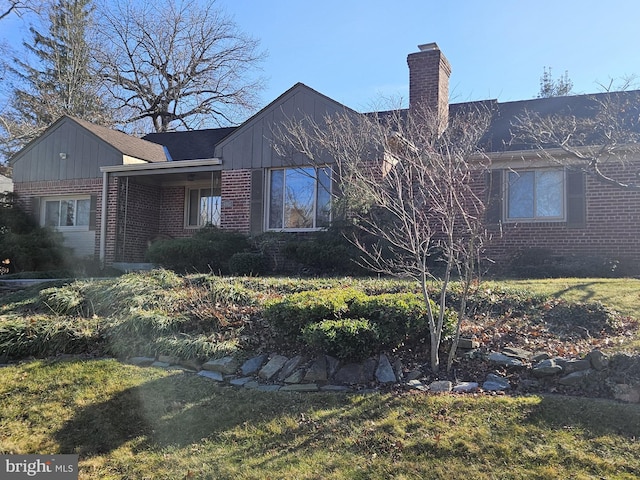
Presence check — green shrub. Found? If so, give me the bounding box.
[350,293,456,346]
[283,229,368,276]
[228,252,266,276]
[302,318,380,361]
[263,288,368,338]
[146,226,250,274]
[0,193,69,273]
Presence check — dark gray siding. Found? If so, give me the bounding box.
[11,118,123,182]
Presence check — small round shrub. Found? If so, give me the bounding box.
[228,252,266,276]
[302,318,380,361]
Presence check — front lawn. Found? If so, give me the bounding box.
[1,273,639,478]
[1,358,639,479]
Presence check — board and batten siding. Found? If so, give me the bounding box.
[11,118,123,182]
[214,84,349,170]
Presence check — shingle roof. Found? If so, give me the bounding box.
[69,117,168,162]
[142,127,237,161]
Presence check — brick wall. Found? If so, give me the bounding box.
[221,169,252,233]
[13,178,104,258]
[483,163,640,269]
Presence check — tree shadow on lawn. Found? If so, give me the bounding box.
[53,370,640,467]
[52,372,352,456]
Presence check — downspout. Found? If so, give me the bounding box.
[100,171,108,267]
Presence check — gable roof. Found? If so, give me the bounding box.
[68,116,168,162]
[142,127,237,161]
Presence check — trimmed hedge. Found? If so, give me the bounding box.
[302,318,380,361]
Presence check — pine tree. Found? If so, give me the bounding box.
[538,67,573,98]
[0,0,113,160]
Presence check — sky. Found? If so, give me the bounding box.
[1,0,639,118]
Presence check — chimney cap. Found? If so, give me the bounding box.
[417,42,439,52]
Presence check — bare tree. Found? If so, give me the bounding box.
[513,87,640,191]
[0,0,41,21]
[276,104,493,373]
[93,0,266,133]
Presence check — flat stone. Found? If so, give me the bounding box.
[277,355,305,381]
[453,382,479,393]
[230,376,254,386]
[158,355,179,364]
[488,352,524,367]
[198,370,224,382]
[376,354,397,384]
[304,356,328,382]
[179,358,202,371]
[150,361,171,368]
[243,381,261,389]
[483,373,510,391]
[241,354,268,376]
[363,358,377,382]
[532,359,563,377]
[405,369,423,381]
[128,356,156,366]
[502,347,533,361]
[202,356,239,375]
[257,385,282,392]
[321,385,352,392]
[558,369,594,386]
[586,350,609,371]
[280,384,319,392]
[284,369,306,384]
[258,355,288,380]
[335,363,368,385]
[406,379,428,391]
[429,380,452,393]
[562,359,591,374]
[531,351,551,363]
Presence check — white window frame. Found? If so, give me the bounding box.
[185,183,221,228]
[41,196,91,231]
[504,168,566,222]
[266,166,332,232]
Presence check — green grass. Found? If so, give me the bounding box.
[0,359,639,479]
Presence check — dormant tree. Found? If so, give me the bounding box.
[0,0,113,160]
[0,0,40,20]
[276,104,492,373]
[514,87,640,191]
[93,0,265,133]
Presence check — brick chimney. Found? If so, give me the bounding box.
[407,42,451,128]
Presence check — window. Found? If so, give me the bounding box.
[187,187,221,227]
[506,169,565,221]
[268,167,331,230]
[43,197,90,228]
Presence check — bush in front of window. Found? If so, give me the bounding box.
[0,192,69,273]
[282,227,370,276]
[228,252,266,276]
[146,226,250,274]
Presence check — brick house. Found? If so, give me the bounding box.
[9,43,640,270]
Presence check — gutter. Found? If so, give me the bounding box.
[100,171,108,267]
[100,158,222,176]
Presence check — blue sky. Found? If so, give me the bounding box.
[2,0,639,116]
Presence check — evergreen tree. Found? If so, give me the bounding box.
[0,0,113,161]
[538,66,573,98]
